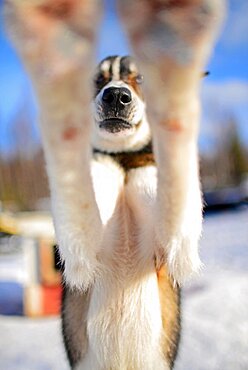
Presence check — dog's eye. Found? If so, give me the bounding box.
[135,74,144,84]
[95,74,106,86]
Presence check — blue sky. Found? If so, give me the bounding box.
[0,0,248,155]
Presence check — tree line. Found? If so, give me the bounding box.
[0,118,247,211]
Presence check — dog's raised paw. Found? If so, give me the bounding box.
[4,0,101,82]
[118,0,225,124]
[119,0,225,63]
[63,256,101,291]
[166,237,203,285]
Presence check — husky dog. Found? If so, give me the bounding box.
[62,55,181,369]
[5,1,224,369]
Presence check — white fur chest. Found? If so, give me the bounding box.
[76,160,169,369]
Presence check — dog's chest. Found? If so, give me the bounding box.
[84,157,168,369]
[91,154,157,237]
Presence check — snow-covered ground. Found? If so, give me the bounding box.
[176,207,248,370]
[0,207,247,370]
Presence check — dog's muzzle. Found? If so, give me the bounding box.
[99,118,133,133]
[98,86,135,133]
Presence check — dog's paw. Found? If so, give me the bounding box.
[118,0,225,125]
[119,0,225,65]
[118,0,225,108]
[166,236,203,285]
[4,0,101,81]
[63,256,101,291]
[56,226,103,290]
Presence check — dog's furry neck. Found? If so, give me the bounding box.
[93,141,155,172]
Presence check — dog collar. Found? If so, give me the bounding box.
[93,142,155,171]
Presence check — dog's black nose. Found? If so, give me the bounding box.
[102,87,132,109]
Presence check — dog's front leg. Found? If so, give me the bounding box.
[119,0,225,284]
[5,0,102,289]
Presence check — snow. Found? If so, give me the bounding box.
[0,207,248,370]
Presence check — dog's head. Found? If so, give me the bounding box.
[92,56,151,153]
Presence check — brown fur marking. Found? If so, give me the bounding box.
[39,1,76,19]
[150,0,192,11]
[159,118,186,132]
[157,265,181,368]
[115,151,155,171]
[62,127,80,141]
[125,73,144,98]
